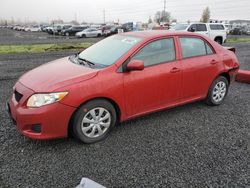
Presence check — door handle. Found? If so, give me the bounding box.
[210,60,218,65]
[170,67,180,73]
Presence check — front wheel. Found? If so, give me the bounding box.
[72,99,117,143]
[205,76,229,106]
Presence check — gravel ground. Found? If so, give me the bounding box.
[0,28,103,45]
[0,41,250,187]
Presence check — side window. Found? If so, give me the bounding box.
[210,24,224,30]
[205,43,214,55]
[217,25,225,30]
[132,38,176,67]
[197,24,207,31]
[188,24,197,31]
[180,37,207,58]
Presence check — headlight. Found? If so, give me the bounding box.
[27,92,68,108]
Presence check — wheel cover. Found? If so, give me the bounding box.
[212,81,227,103]
[81,107,111,138]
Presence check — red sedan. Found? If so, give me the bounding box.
[7,31,239,143]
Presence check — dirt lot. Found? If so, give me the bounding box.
[0,30,250,187]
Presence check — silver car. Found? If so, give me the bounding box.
[76,28,102,38]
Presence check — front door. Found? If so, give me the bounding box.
[123,38,182,117]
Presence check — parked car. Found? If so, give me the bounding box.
[52,24,72,35]
[171,23,227,44]
[230,27,244,35]
[7,31,239,143]
[76,28,102,38]
[104,26,128,37]
[29,25,41,32]
[46,26,54,34]
[101,25,112,35]
[61,26,88,36]
[41,25,49,32]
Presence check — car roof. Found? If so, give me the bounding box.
[120,30,206,40]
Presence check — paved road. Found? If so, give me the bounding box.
[0,41,250,187]
[0,28,103,45]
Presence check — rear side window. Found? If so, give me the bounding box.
[205,43,214,55]
[132,38,176,67]
[210,24,225,30]
[180,37,214,58]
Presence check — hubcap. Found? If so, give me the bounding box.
[212,81,227,103]
[81,107,111,138]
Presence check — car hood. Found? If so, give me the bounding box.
[19,57,99,92]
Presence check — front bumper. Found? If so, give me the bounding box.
[7,82,76,140]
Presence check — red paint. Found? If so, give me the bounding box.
[8,31,240,140]
[236,70,250,84]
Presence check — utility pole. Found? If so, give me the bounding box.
[103,9,106,24]
[162,0,166,22]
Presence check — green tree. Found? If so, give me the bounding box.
[200,7,210,23]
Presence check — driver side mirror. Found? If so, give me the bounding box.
[126,60,144,71]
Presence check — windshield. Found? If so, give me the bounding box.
[172,24,189,30]
[78,35,142,66]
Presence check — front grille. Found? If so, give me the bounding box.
[14,90,23,102]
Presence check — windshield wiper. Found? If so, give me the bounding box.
[77,56,95,67]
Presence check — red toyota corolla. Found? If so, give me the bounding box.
[7,31,239,143]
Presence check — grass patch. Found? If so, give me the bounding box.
[0,43,92,54]
[227,37,250,43]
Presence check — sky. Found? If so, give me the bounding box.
[1,0,250,24]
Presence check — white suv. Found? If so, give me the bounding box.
[171,23,227,44]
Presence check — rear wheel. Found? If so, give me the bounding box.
[82,34,86,38]
[214,37,222,45]
[72,99,117,143]
[205,76,229,106]
[97,33,101,37]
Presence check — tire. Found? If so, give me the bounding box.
[97,33,101,37]
[72,99,117,144]
[214,37,222,45]
[205,76,229,106]
[82,34,86,38]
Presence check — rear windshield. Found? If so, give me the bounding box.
[79,35,142,66]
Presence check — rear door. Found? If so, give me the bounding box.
[123,37,182,117]
[89,29,97,37]
[209,24,227,41]
[178,36,221,100]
